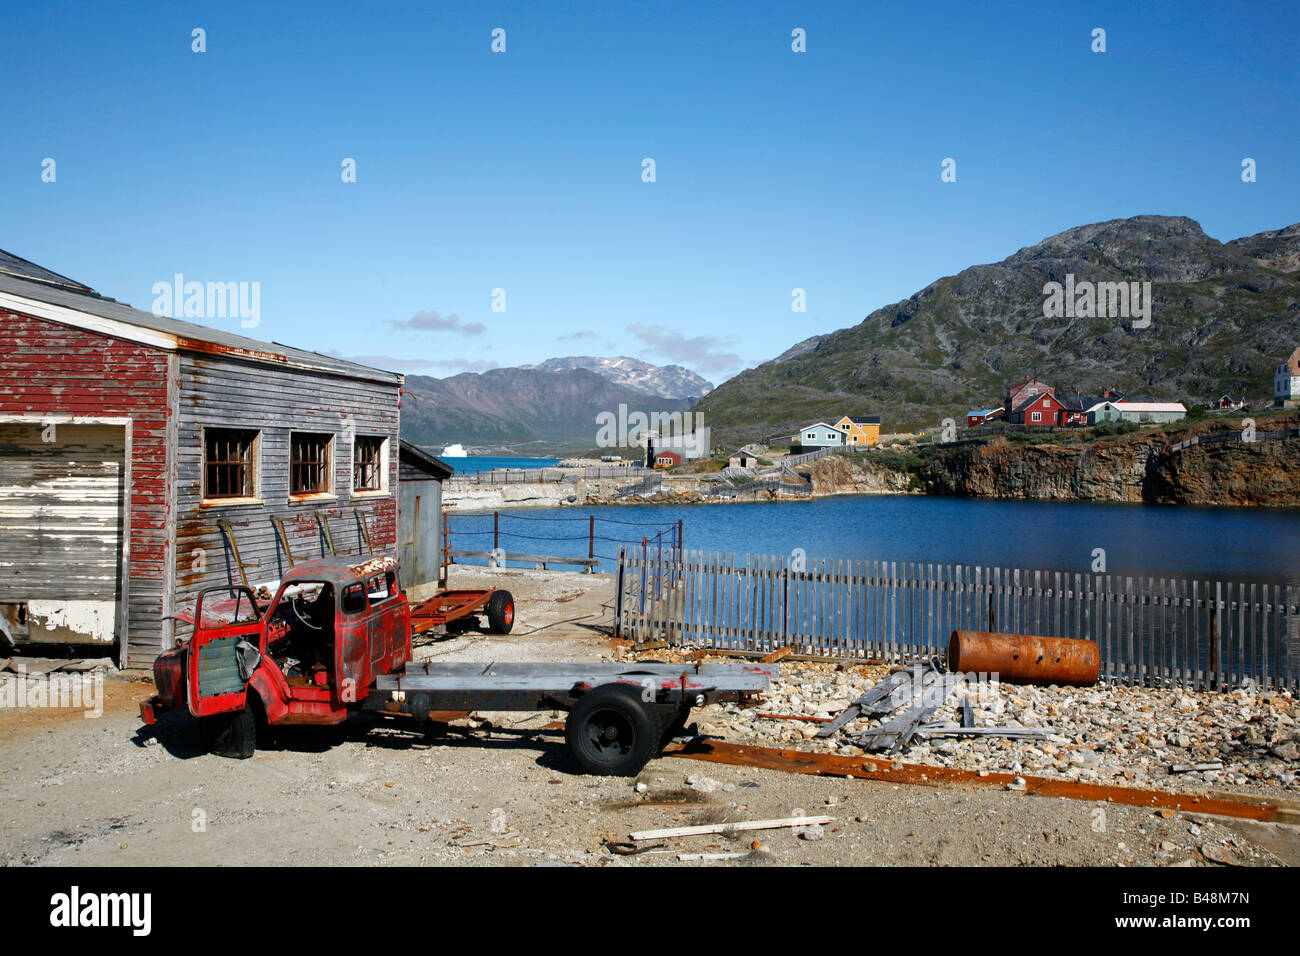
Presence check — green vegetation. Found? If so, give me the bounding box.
[1086,420,1139,439]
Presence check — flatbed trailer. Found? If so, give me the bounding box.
[365,660,777,775]
[409,588,515,635]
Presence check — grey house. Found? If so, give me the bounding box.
[793,422,846,449]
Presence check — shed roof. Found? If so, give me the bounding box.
[0,249,403,385]
[399,439,454,480]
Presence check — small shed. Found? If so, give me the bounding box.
[397,441,453,600]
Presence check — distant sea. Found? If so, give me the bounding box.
[442,455,563,474]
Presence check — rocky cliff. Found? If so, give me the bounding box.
[925,428,1300,506]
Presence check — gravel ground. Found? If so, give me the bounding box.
[685,662,1300,799]
[0,566,1295,867]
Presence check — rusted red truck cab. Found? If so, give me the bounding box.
[141,554,412,749]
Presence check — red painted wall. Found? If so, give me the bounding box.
[0,309,172,656]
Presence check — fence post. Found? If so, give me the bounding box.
[493,511,499,554]
[614,548,625,640]
[441,511,451,582]
[588,514,595,561]
[1206,582,1216,686]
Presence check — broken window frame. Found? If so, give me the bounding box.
[202,426,260,502]
[290,431,334,497]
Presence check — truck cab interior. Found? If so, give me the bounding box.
[267,582,335,687]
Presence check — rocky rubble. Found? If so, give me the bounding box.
[693,660,1299,797]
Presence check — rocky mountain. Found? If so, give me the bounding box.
[525,356,713,399]
[693,215,1300,444]
[401,366,693,455]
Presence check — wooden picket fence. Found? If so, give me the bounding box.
[614,548,1300,691]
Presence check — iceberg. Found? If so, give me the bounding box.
[441,443,468,457]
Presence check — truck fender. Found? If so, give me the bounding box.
[247,664,292,723]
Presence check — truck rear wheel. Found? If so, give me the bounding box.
[199,708,256,759]
[486,590,514,634]
[566,684,657,776]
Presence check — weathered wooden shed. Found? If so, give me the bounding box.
[397,440,453,601]
[0,251,404,668]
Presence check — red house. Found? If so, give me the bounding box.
[966,407,1004,427]
[653,451,682,468]
[1010,391,1064,427]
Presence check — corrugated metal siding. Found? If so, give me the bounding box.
[0,310,171,666]
[398,478,442,592]
[172,352,400,640]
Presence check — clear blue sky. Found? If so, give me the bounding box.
[3,0,1296,383]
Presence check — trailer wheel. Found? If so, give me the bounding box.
[198,708,257,759]
[566,684,657,776]
[486,590,515,634]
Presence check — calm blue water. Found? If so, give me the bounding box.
[442,456,563,474]
[449,495,1300,582]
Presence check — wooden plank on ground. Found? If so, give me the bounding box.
[630,816,835,841]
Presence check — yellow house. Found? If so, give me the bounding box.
[834,415,881,447]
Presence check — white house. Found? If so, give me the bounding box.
[1275,347,1300,407]
[1086,401,1187,425]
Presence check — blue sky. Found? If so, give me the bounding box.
[3,0,1297,384]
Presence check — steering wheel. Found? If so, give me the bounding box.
[291,594,322,630]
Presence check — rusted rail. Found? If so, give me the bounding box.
[664,739,1286,823]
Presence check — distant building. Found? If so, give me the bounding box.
[1085,401,1186,425]
[793,423,847,449]
[653,451,682,468]
[635,424,711,461]
[1216,395,1246,411]
[1275,348,1300,407]
[728,448,759,468]
[965,407,1004,427]
[833,415,881,447]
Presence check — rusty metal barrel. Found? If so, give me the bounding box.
[947,630,1100,686]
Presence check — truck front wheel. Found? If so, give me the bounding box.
[199,708,257,759]
[565,684,657,776]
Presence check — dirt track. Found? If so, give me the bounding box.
[0,567,1295,867]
